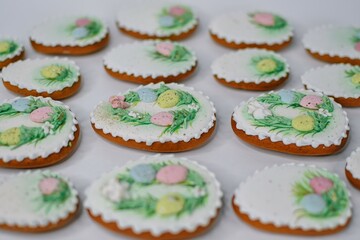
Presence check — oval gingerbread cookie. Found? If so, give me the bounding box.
[345,147,360,190]
[0,37,24,69]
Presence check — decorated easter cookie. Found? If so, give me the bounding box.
[104,41,197,84]
[85,154,222,239]
[232,164,351,235]
[30,15,109,55]
[1,58,81,100]
[0,170,79,232]
[302,64,360,107]
[0,37,25,69]
[303,26,360,65]
[116,0,198,40]
[345,147,360,189]
[212,49,289,90]
[209,11,293,51]
[231,89,349,155]
[90,82,216,152]
[0,97,80,168]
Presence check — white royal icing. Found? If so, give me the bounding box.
[1,58,80,94]
[0,96,78,162]
[84,154,222,236]
[30,15,108,47]
[90,82,216,146]
[209,11,293,45]
[346,147,360,179]
[0,37,24,62]
[302,64,360,99]
[234,163,352,231]
[303,25,360,59]
[103,40,197,79]
[0,170,78,228]
[232,89,349,147]
[211,48,289,84]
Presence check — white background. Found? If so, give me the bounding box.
[0,0,359,239]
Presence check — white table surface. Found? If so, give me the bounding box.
[0,0,359,239]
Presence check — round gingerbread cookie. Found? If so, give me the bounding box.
[1,58,81,100]
[0,37,25,69]
[116,0,198,40]
[85,154,222,239]
[90,82,216,152]
[0,96,80,168]
[211,49,289,90]
[30,15,109,55]
[0,170,79,232]
[231,89,349,155]
[303,26,360,65]
[302,64,360,107]
[345,147,360,189]
[104,41,197,84]
[233,164,352,235]
[209,11,293,51]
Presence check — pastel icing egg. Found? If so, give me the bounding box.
[130,164,156,184]
[253,13,275,26]
[156,42,174,56]
[0,127,21,146]
[156,193,185,216]
[278,90,295,103]
[292,115,315,132]
[29,107,53,123]
[0,41,10,53]
[300,194,326,214]
[75,18,91,27]
[72,27,89,39]
[39,177,60,195]
[256,58,277,73]
[351,73,360,85]
[40,65,64,79]
[300,95,323,109]
[355,42,360,52]
[137,88,157,103]
[156,165,188,184]
[157,90,180,108]
[159,16,175,27]
[310,177,333,194]
[150,112,174,126]
[11,98,30,112]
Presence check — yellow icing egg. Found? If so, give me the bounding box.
[41,65,64,79]
[156,193,185,216]
[157,90,180,108]
[0,127,21,146]
[0,41,10,53]
[256,59,277,73]
[292,115,315,132]
[351,73,360,85]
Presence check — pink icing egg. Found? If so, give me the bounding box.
[76,18,91,27]
[156,165,188,184]
[310,177,333,194]
[300,95,323,109]
[169,6,186,16]
[156,42,174,57]
[39,177,60,195]
[253,13,275,26]
[355,42,360,52]
[30,107,53,123]
[151,112,174,126]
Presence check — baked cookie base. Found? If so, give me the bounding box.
[345,166,360,190]
[306,49,360,66]
[91,120,215,152]
[0,124,80,169]
[231,117,348,156]
[87,208,219,240]
[231,196,350,236]
[104,63,197,84]
[209,32,292,51]
[0,50,25,69]
[30,33,109,55]
[118,24,198,41]
[2,76,81,100]
[0,201,80,233]
[214,73,288,91]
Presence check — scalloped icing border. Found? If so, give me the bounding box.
[0,37,24,62]
[232,89,350,148]
[302,64,360,99]
[103,40,197,79]
[346,147,360,179]
[0,170,79,228]
[84,154,223,237]
[0,96,79,162]
[1,57,80,94]
[90,82,216,146]
[233,163,352,231]
[211,48,290,84]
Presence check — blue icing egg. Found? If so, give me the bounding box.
[278,90,295,104]
[130,164,156,184]
[137,88,157,103]
[300,194,326,214]
[72,27,89,40]
[11,98,30,112]
[159,16,175,27]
